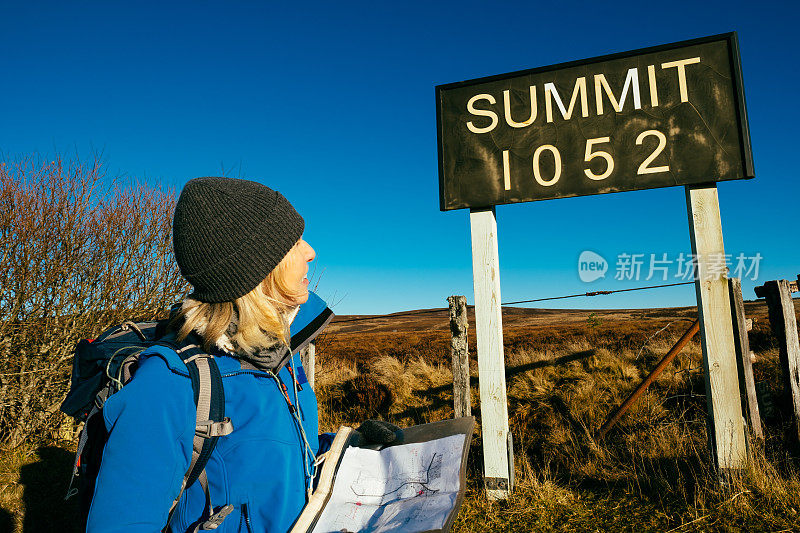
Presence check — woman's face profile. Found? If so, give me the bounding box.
[282,238,315,305]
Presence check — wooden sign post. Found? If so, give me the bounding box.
[685,184,747,471]
[469,207,513,499]
[436,33,755,495]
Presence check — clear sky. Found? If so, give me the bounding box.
[1,1,797,315]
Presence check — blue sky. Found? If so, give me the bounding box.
[1,1,797,314]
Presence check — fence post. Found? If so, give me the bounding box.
[685,183,746,473]
[448,295,471,419]
[300,342,315,389]
[755,279,800,445]
[729,277,762,440]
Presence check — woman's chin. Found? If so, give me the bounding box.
[294,291,310,305]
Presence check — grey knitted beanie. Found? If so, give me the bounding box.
[172,177,305,303]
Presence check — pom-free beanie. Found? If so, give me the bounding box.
[173,177,305,303]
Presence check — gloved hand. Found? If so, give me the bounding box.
[352,419,404,448]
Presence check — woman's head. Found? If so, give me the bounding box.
[171,177,314,352]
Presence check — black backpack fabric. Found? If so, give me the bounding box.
[61,320,171,422]
[60,317,234,531]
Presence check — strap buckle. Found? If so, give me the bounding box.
[195,418,234,438]
[200,504,234,530]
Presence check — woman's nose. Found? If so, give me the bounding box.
[304,240,316,262]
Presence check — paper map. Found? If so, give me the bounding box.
[311,434,466,533]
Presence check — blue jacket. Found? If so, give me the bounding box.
[86,293,334,532]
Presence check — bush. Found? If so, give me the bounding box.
[0,155,188,448]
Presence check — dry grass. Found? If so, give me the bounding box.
[314,310,800,532]
[3,306,800,531]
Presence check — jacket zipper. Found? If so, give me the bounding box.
[242,503,253,533]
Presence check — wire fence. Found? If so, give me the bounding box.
[331,280,696,325]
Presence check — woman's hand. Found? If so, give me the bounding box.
[353,420,404,448]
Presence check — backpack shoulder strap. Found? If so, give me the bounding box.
[163,341,233,531]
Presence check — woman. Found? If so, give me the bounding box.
[86,177,399,532]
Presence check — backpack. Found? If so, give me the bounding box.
[60,317,235,532]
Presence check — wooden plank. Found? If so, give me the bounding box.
[448,295,471,419]
[469,207,512,499]
[728,277,763,439]
[685,183,747,472]
[755,280,800,445]
[300,342,315,390]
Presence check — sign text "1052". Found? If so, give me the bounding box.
[502,129,668,190]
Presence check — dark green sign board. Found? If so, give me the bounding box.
[436,33,754,211]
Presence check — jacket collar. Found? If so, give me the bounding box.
[289,290,334,354]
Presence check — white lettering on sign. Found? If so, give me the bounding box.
[498,129,671,190]
[465,57,702,133]
[466,94,498,134]
[544,78,588,123]
[594,68,641,115]
[647,64,659,107]
[661,57,701,103]
[502,150,511,190]
[532,145,561,186]
[636,130,669,174]
[583,137,614,180]
[503,87,537,128]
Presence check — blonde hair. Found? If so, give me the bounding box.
[175,241,308,354]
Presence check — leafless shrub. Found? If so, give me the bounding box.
[0,155,188,448]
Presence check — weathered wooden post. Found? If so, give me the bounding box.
[300,342,315,389]
[685,183,747,472]
[754,279,800,444]
[448,295,471,419]
[729,277,762,439]
[469,207,513,499]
